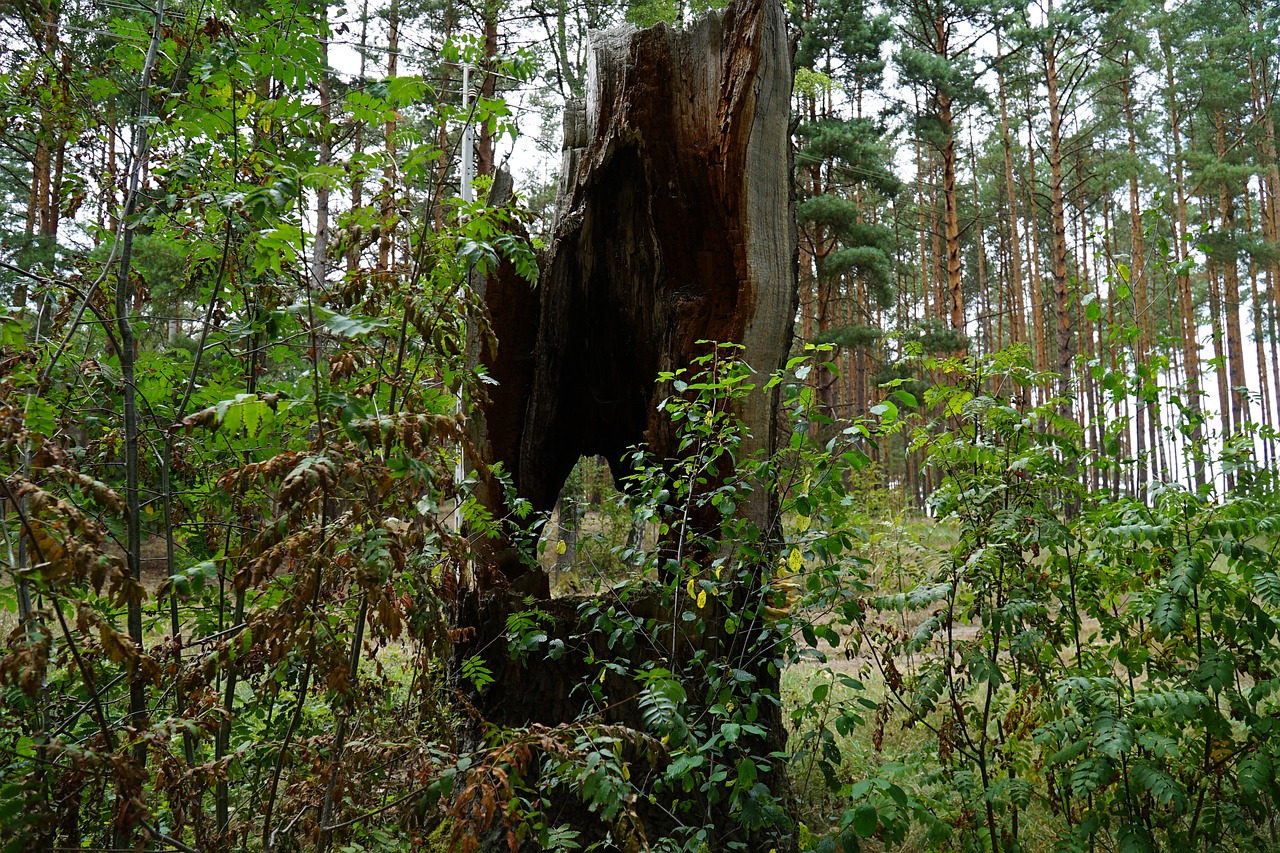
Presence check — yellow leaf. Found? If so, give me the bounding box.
[796,514,810,533]
[788,548,802,574]
[697,590,707,609]
[555,540,567,555]
[687,578,696,599]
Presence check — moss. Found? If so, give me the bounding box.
[423,817,456,853]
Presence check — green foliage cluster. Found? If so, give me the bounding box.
[0,2,542,849]
[487,339,1280,852]
[783,349,1280,852]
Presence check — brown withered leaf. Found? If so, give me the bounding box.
[217,451,299,493]
[30,444,68,469]
[50,467,124,515]
[0,620,52,697]
[279,454,336,509]
[179,406,219,433]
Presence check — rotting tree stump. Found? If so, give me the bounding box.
[468,0,795,590]
[451,0,797,847]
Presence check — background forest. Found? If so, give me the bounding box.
[2,0,1280,850]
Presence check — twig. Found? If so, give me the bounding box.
[140,819,200,853]
[321,782,432,832]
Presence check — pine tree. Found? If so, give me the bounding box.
[893,0,1000,336]
[795,0,898,417]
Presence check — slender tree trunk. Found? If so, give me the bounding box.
[1245,190,1272,462]
[1025,95,1048,388]
[313,29,331,292]
[1247,15,1280,453]
[1216,111,1249,433]
[114,4,166,844]
[915,134,931,325]
[968,135,989,357]
[1124,72,1149,498]
[346,1,369,273]
[1204,196,1232,443]
[377,0,399,275]
[1162,30,1205,487]
[931,163,944,327]
[478,1,499,176]
[940,94,963,334]
[16,144,38,309]
[1044,32,1073,416]
[997,43,1026,351]
[1081,206,1102,493]
[1104,200,1124,497]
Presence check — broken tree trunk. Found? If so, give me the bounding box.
[468,0,795,592]
[451,0,797,847]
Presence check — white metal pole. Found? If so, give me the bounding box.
[461,63,474,203]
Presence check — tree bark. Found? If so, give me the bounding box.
[1025,90,1047,388]
[940,93,963,333]
[470,0,795,588]
[1123,69,1150,499]
[997,42,1025,352]
[1161,28,1204,488]
[1214,111,1248,435]
[1044,32,1073,411]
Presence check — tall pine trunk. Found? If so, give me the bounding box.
[1215,111,1249,434]
[1044,28,1074,437]
[1162,30,1205,487]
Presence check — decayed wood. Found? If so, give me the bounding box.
[452,7,797,845]
[470,0,796,592]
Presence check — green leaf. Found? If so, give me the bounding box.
[1239,751,1272,794]
[0,795,23,825]
[851,803,878,837]
[460,655,495,691]
[666,752,704,778]
[944,390,973,418]
[1092,714,1133,758]
[1168,548,1203,595]
[1151,592,1184,636]
[1254,572,1280,606]
[1131,761,1188,812]
[320,308,390,338]
[1047,737,1089,766]
[0,313,28,348]
[23,395,56,438]
[870,400,898,422]
[1117,824,1152,853]
[1085,298,1102,323]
